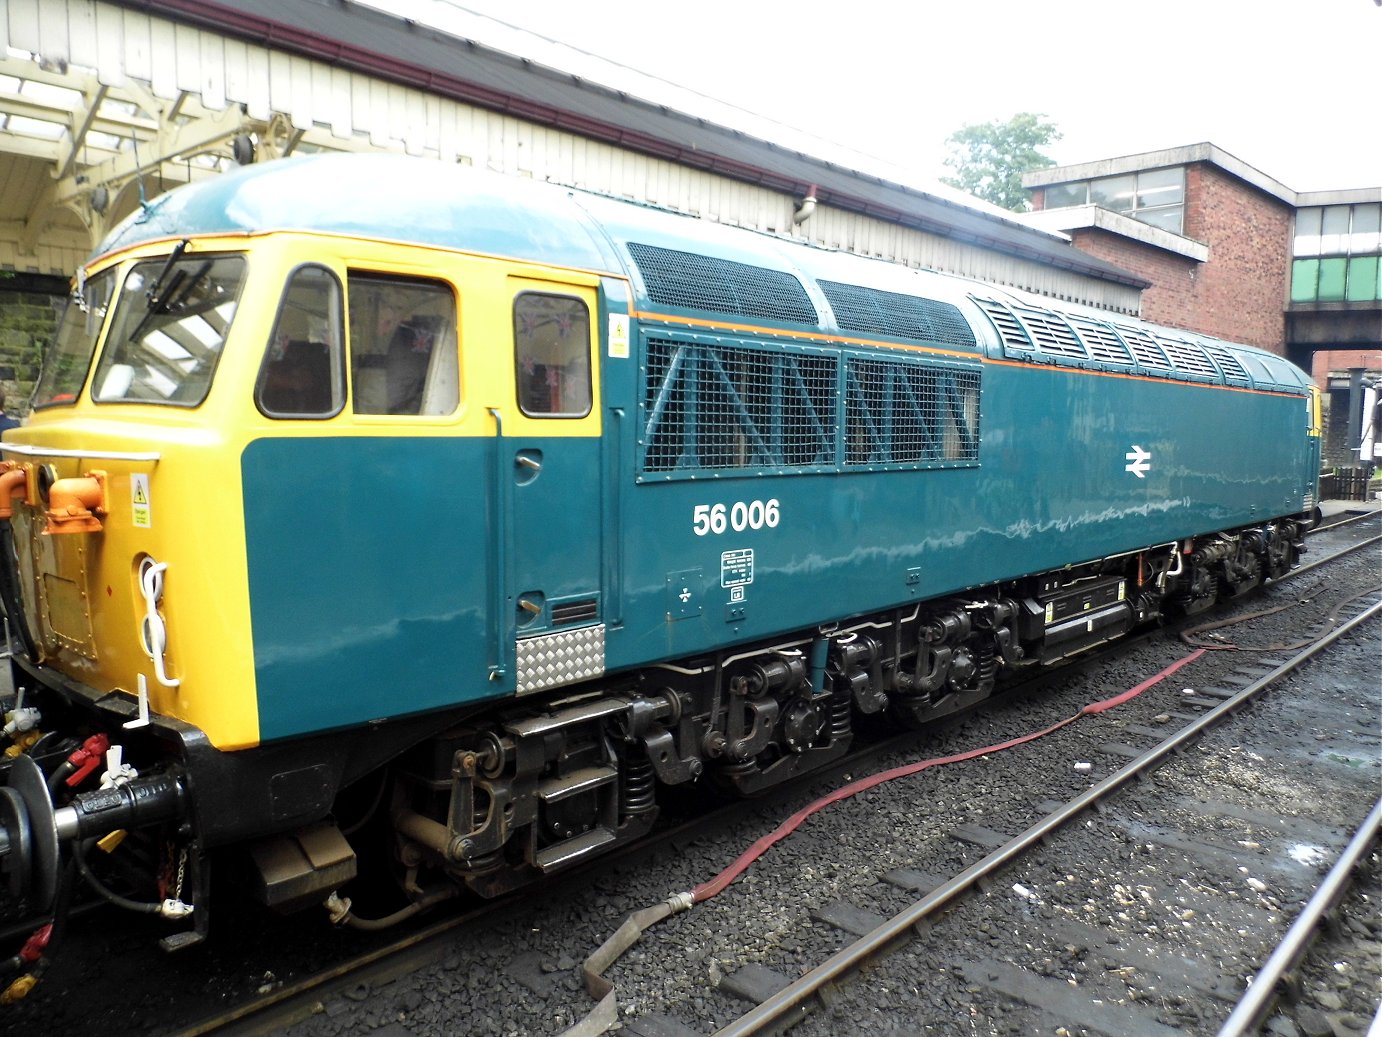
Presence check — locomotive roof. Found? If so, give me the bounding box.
[94,154,1310,393]
[97,153,981,324]
[96,153,623,274]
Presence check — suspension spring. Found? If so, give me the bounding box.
[620,753,656,819]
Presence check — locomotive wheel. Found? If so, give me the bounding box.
[1174,565,1219,615]
[1264,535,1294,580]
[8,755,59,913]
[0,785,33,900]
[1219,551,1262,598]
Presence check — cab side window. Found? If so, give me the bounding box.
[257,266,344,418]
[514,292,591,417]
[348,274,459,416]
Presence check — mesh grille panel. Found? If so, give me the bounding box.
[844,359,980,465]
[642,339,837,472]
[627,242,818,324]
[818,280,976,349]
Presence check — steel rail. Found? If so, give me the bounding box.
[1215,794,1382,1037]
[709,597,1382,1037]
[1290,533,1381,580]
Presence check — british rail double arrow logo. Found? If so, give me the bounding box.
[1125,445,1152,478]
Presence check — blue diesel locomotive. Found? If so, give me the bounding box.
[0,155,1319,950]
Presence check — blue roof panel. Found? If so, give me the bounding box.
[96,154,619,273]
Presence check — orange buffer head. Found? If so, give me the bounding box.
[44,470,107,535]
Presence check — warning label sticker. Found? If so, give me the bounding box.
[131,473,151,528]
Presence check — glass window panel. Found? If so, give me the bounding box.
[1317,257,1347,301]
[1135,167,1183,208]
[348,273,459,416]
[1346,256,1380,302]
[1136,206,1184,234]
[1349,203,1380,254]
[1319,205,1350,254]
[1290,259,1319,302]
[1090,175,1136,212]
[34,268,117,407]
[94,254,246,407]
[514,293,592,417]
[257,266,344,418]
[1294,208,1322,256]
[1043,182,1088,208]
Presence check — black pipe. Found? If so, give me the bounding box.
[0,522,37,662]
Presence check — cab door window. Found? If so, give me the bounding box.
[514,292,591,417]
[256,265,344,418]
[348,274,458,416]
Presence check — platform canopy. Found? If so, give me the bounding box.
[0,0,1145,313]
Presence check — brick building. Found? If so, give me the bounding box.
[1022,144,1382,466]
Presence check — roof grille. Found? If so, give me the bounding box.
[1012,306,1087,358]
[818,280,976,349]
[1202,343,1252,384]
[970,297,1030,350]
[972,296,1090,359]
[1153,335,1217,376]
[1110,326,1169,369]
[1068,318,1134,366]
[627,242,818,325]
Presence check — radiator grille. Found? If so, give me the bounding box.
[642,338,837,472]
[844,358,981,465]
[818,280,976,349]
[627,242,817,324]
[641,338,981,475]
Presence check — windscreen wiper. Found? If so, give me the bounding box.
[144,238,190,314]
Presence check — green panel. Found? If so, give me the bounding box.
[1317,258,1347,301]
[243,437,501,741]
[1346,256,1380,302]
[1290,259,1318,302]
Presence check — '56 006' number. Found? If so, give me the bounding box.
[692,499,780,536]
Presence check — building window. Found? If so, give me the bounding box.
[1040,167,1185,235]
[1291,203,1382,303]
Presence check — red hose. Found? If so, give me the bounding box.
[691,648,1207,903]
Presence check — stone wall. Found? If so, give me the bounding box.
[0,274,67,418]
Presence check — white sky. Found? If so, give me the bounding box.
[370,0,1380,195]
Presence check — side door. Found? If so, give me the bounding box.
[493,274,606,695]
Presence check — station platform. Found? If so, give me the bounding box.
[1320,498,1382,519]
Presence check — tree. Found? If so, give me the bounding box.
[940,113,1061,212]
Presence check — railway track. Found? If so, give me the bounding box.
[5,515,1378,1037]
[689,596,1380,1037]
